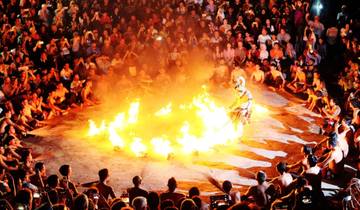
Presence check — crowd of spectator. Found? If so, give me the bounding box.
[0,0,359,209]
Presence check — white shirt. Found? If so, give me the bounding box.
[278,172,293,188]
[306,165,321,175]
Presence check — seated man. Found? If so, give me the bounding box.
[243,171,273,209]
[286,66,307,94]
[222,180,241,205]
[303,155,323,200]
[59,164,78,197]
[271,162,293,195]
[160,177,185,206]
[30,162,47,191]
[250,65,265,84]
[322,99,341,121]
[319,133,344,178]
[96,168,115,209]
[271,177,318,210]
[266,65,285,90]
[81,81,96,106]
[305,88,319,111]
[287,145,313,174]
[127,176,148,205]
[334,119,350,158]
[53,83,69,109]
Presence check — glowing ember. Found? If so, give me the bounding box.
[87,88,268,158]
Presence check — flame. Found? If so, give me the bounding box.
[151,137,173,157]
[131,138,147,157]
[88,120,106,136]
[87,88,266,158]
[127,101,140,124]
[155,103,172,116]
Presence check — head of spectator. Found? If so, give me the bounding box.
[14,189,33,210]
[35,162,46,177]
[72,193,89,210]
[160,199,174,210]
[167,177,177,193]
[228,202,252,210]
[180,199,197,210]
[110,199,127,210]
[308,155,318,168]
[98,168,110,183]
[328,132,338,149]
[302,145,313,156]
[256,171,267,185]
[188,187,200,198]
[132,196,147,210]
[132,176,142,188]
[47,174,60,189]
[276,162,288,175]
[222,180,233,194]
[59,165,72,178]
[147,191,160,210]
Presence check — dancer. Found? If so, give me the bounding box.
[229,76,253,124]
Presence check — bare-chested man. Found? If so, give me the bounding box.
[250,65,265,83]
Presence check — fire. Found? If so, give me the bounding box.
[131,138,147,157]
[155,103,172,116]
[87,88,267,158]
[151,137,173,157]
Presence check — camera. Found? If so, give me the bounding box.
[210,194,230,209]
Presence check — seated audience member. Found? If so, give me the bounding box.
[132,196,147,210]
[303,155,323,201]
[271,162,293,195]
[286,66,307,94]
[147,191,160,210]
[266,65,285,90]
[250,65,265,84]
[222,180,241,205]
[59,164,78,197]
[127,176,148,205]
[319,132,344,178]
[95,168,116,207]
[305,88,320,111]
[334,119,350,158]
[81,81,96,106]
[321,99,341,122]
[180,198,197,210]
[110,199,127,210]
[160,199,175,210]
[14,189,33,210]
[160,177,185,206]
[287,145,313,174]
[271,177,318,210]
[243,171,274,209]
[72,193,89,210]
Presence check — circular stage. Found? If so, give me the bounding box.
[26,84,324,196]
